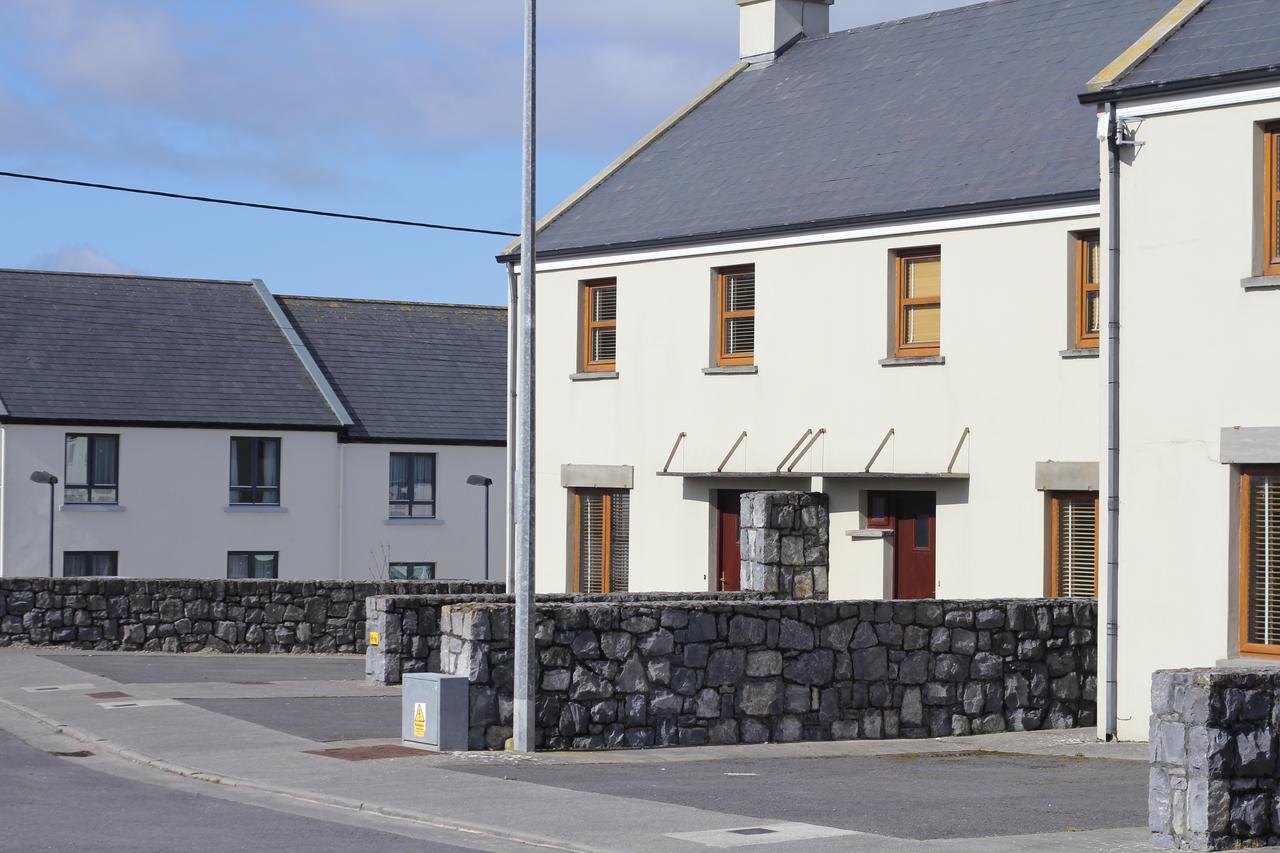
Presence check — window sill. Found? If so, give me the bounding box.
[385,517,444,526]
[702,365,758,376]
[879,355,945,368]
[570,371,619,382]
[846,529,893,540]
[225,505,287,514]
[1242,275,1280,291]
[1059,348,1099,360]
[61,504,126,513]
[1216,656,1280,668]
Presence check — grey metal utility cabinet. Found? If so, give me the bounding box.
[401,672,469,751]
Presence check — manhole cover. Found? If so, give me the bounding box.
[304,744,437,761]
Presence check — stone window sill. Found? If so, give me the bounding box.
[1242,275,1280,291]
[570,371,619,382]
[1059,348,1100,360]
[846,529,892,540]
[225,505,288,514]
[1216,656,1280,668]
[702,365,758,376]
[385,517,444,526]
[879,355,945,368]
[61,504,126,513]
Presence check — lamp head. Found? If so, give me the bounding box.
[29,471,58,485]
[466,474,493,487]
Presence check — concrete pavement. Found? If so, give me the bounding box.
[0,649,1153,852]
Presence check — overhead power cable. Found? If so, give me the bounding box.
[0,170,519,238]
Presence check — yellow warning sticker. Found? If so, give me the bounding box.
[368,631,380,646]
[413,702,426,738]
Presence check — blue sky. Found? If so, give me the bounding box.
[0,0,959,307]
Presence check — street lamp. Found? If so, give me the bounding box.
[467,475,494,581]
[29,471,57,578]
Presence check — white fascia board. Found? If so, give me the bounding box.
[250,279,354,427]
[534,203,1100,274]
[1117,81,1280,120]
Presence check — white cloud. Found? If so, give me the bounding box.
[31,245,137,275]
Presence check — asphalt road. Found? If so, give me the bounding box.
[458,750,1148,840]
[0,727,478,853]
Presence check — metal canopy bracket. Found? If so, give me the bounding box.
[663,432,687,474]
[786,428,827,472]
[776,429,812,472]
[718,431,748,473]
[947,427,971,474]
[865,428,895,473]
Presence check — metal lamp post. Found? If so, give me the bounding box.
[29,471,57,577]
[466,475,494,580]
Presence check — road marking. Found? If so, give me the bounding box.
[97,699,182,710]
[723,772,759,777]
[22,684,96,693]
[666,823,858,848]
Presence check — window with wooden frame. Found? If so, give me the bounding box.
[1264,124,1280,277]
[894,249,941,357]
[1074,232,1101,349]
[715,265,755,366]
[572,489,629,593]
[1240,468,1280,655]
[1050,492,1098,597]
[581,278,617,372]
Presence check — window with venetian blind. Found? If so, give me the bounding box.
[716,266,755,366]
[581,279,617,372]
[895,249,941,357]
[1265,124,1280,277]
[1075,232,1101,349]
[1051,492,1098,597]
[1241,469,1280,653]
[573,489,629,593]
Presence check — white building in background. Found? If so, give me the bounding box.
[0,270,506,582]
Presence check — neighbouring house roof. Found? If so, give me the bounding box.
[276,296,508,444]
[1084,0,1280,102]
[517,0,1174,260]
[0,269,342,428]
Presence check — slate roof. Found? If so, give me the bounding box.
[276,296,507,444]
[1102,0,1280,97]
[0,270,339,428]
[527,0,1174,258]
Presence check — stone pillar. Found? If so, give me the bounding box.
[739,491,829,600]
[1150,668,1280,850]
[364,597,401,685]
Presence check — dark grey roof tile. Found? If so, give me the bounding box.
[1113,0,1280,90]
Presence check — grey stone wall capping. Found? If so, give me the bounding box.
[1220,427,1280,464]
[561,464,635,490]
[1059,348,1100,359]
[436,596,1097,752]
[1035,461,1101,492]
[846,529,893,540]
[702,366,759,375]
[0,577,503,655]
[569,372,620,382]
[1242,275,1280,291]
[879,356,946,368]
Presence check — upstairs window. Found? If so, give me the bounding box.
[1265,124,1280,276]
[1074,232,1101,349]
[228,552,278,579]
[573,489,629,593]
[716,265,755,366]
[230,437,280,505]
[64,434,119,504]
[895,249,941,357]
[389,562,436,581]
[1241,468,1280,654]
[581,279,617,372]
[64,551,118,577]
[1050,492,1098,597]
[389,452,436,518]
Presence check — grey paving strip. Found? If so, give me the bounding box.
[97,699,183,710]
[38,650,368,684]
[667,822,860,848]
[184,695,402,742]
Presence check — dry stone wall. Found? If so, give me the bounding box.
[0,577,502,654]
[438,597,1096,751]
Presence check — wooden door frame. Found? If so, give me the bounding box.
[1239,467,1280,657]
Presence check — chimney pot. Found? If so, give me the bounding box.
[736,0,834,61]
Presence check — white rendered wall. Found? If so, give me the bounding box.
[1108,96,1280,741]
[531,213,1103,597]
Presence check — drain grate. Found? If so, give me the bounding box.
[48,750,93,758]
[728,829,777,836]
[304,744,437,761]
[86,691,131,700]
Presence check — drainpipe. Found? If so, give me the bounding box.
[505,261,519,593]
[1104,102,1121,742]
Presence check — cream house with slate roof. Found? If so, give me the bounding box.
[0,270,505,582]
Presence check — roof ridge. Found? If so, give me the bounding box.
[0,267,253,286]
[277,294,506,311]
[806,0,1020,42]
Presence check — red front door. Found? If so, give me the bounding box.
[870,491,937,599]
[716,490,746,591]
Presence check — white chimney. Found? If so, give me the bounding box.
[736,0,833,60]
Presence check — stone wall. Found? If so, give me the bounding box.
[0,577,503,654]
[437,597,1096,751]
[1150,668,1280,850]
[740,491,829,601]
[366,591,773,685]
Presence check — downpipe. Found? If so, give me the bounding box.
[1104,103,1121,742]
